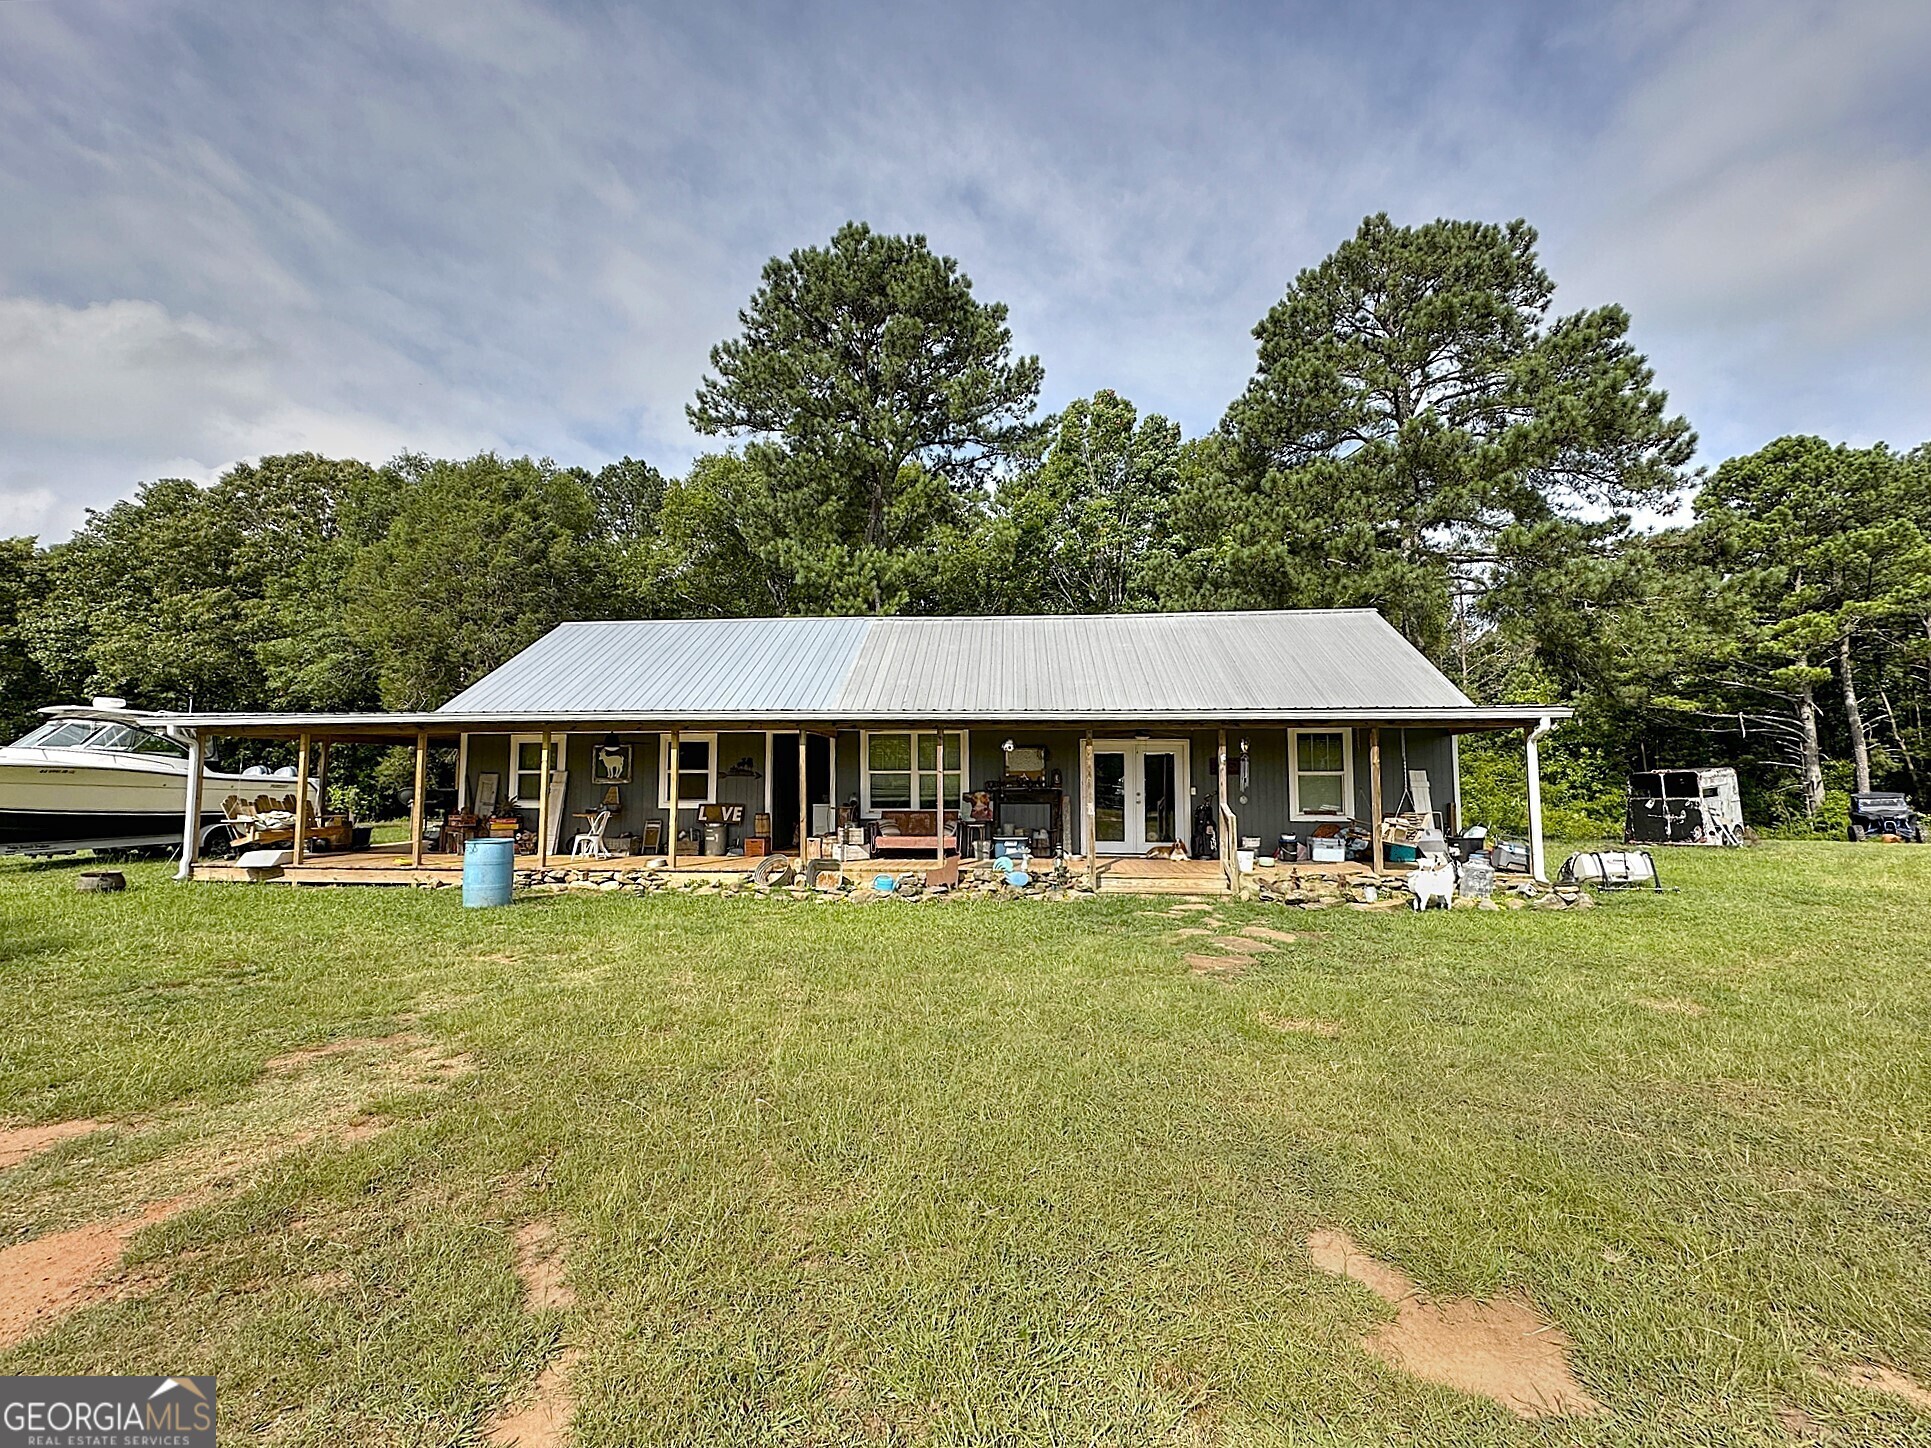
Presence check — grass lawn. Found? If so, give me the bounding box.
[2,844,1929,1445]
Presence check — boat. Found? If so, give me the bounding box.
[0,701,305,857]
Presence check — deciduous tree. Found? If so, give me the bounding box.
[345,453,611,708]
[992,390,1182,613]
[0,538,50,739]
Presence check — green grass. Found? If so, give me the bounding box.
[2,844,1929,1445]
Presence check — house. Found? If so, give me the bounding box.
[146,609,1570,891]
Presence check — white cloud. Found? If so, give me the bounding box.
[0,297,274,450]
[1556,0,1931,456]
[0,0,1925,541]
[0,485,57,536]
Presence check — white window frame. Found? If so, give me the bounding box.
[658,731,718,807]
[859,729,969,817]
[1288,728,1355,821]
[508,733,550,807]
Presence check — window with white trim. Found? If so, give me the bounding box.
[658,732,717,807]
[1289,729,1353,819]
[861,730,966,815]
[509,734,547,806]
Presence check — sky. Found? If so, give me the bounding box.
[2,0,1928,540]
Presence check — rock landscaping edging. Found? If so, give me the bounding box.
[508,857,1103,904]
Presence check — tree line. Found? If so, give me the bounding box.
[3,217,1926,831]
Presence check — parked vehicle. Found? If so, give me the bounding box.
[0,703,297,857]
[1625,768,1744,846]
[1847,792,1923,843]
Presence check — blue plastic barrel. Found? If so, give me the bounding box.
[462,837,516,908]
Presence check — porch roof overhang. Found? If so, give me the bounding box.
[45,703,1574,742]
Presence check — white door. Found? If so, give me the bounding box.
[1090,740,1188,854]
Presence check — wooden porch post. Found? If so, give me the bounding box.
[315,741,330,823]
[174,728,205,882]
[409,729,428,868]
[537,730,553,868]
[797,728,809,858]
[1081,732,1097,890]
[1369,728,1384,875]
[1218,729,1230,889]
[667,729,679,869]
[292,731,311,866]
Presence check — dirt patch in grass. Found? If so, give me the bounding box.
[487,1345,582,1447]
[0,1032,480,1351]
[1260,1015,1342,1038]
[268,1033,472,1101]
[1185,954,1250,981]
[266,1033,471,1081]
[302,1267,351,1296]
[1818,1362,1931,1411]
[1777,1405,1825,1440]
[0,1195,195,1349]
[513,1220,575,1311]
[1307,1229,1602,1420]
[0,1119,104,1171]
[1240,926,1299,944]
[263,1036,403,1071]
[1209,936,1272,955]
[1635,996,1709,1017]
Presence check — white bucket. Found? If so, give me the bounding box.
[1235,848,1256,873]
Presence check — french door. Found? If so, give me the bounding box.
[1089,740,1188,854]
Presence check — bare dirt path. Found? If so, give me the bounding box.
[1308,1228,1602,1420]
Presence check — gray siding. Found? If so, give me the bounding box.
[460,730,777,850]
[459,724,1462,854]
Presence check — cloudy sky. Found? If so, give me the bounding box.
[3,0,1927,539]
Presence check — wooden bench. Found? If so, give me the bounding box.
[870,809,959,856]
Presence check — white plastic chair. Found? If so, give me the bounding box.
[571,808,614,859]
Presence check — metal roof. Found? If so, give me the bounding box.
[65,611,1576,736]
[435,609,1477,720]
[441,616,869,716]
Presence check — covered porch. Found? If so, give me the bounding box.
[158,705,1568,897]
[189,841,1407,895]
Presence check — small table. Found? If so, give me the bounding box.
[960,819,996,858]
[985,781,1066,856]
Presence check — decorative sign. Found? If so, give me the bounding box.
[591,742,632,784]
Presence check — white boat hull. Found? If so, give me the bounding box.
[0,748,293,854]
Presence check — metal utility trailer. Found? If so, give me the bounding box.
[1625,767,1744,847]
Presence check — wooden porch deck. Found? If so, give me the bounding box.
[193,848,755,887]
[193,847,1392,895]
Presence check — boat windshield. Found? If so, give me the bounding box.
[11,720,105,749]
[8,719,189,757]
[85,723,188,757]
